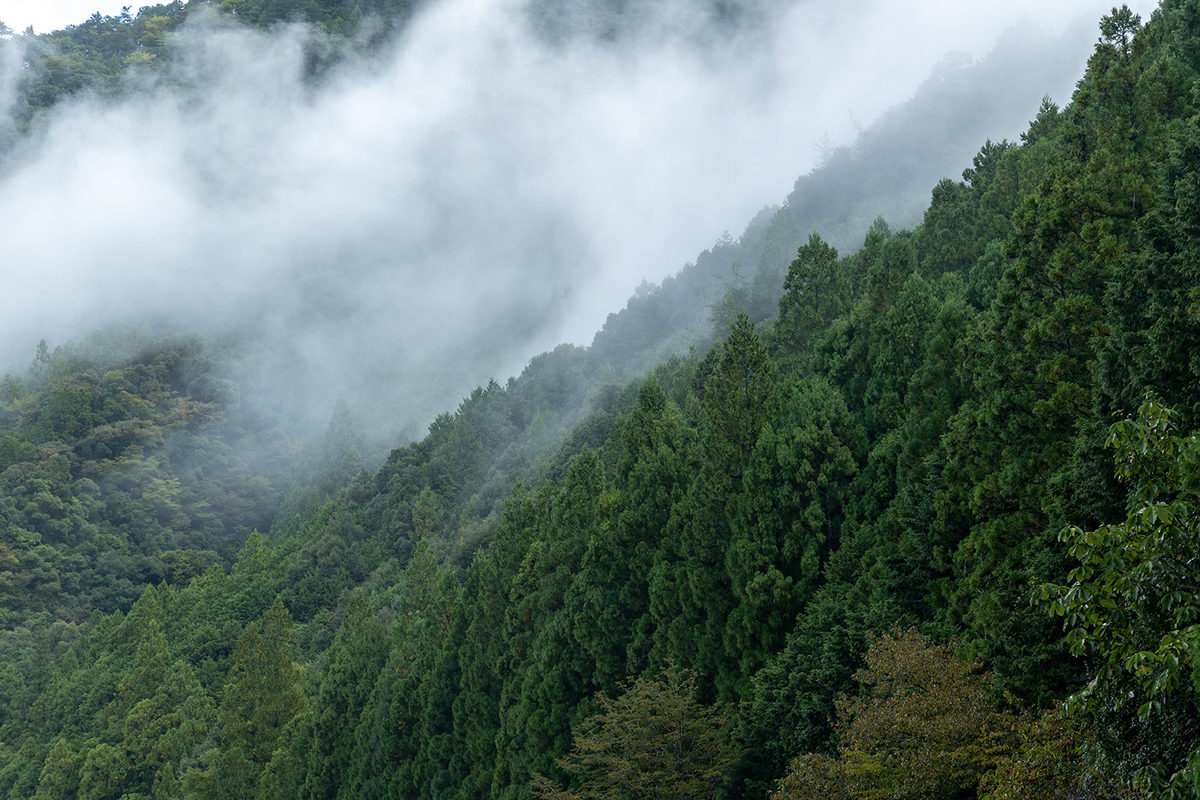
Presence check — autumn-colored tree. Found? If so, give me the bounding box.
[978,711,1131,800]
[773,628,1020,800]
[532,662,740,800]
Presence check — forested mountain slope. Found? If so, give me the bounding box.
[0,0,1125,454]
[585,17,1105,381]
[3,1,1200,799]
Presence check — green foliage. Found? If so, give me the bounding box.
[775,233,845,368]
[7,6,1200,800]
[1100,94,1200,426]
[724,375,860,692]
[773,628,1021,800]
[1043,396,1200,797]
[4,0,432,134]
[978,711,1129,800]
[301,590,386,800]
[342,539,457,799]
[494,450,611,799]
[219,597,304,769]
[531,662,740,800]
[33,738,79,800]
[686,314,777,700]
[180,745,257,799]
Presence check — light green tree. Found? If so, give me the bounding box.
[531,662,740,800]
[1042,395,1200,798]
[34,738,78,800]
[773,628,1020,800]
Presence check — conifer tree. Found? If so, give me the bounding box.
[571,378,693,691]
[449,552,508,799]
[450,486,542,800]
[724,375,860,696]
[122,658,213,790]
[374,542,457,798]
[302,590,387,800]
[683,313,776,699]
[1101,100,1200,426]
[495,451,607,799]
[33,738,78,800]
[776,233,844,364]
[219,597,304,771]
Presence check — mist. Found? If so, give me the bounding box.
[0,0,1160,443]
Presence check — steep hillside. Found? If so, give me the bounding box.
[587,16,1105,380]
[2,1,1200,799]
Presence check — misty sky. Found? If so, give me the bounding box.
[0,0,130,34]
[0,0,1162,38]
[0,0,1164,436]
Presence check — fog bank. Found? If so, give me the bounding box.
[0,0,1160,440]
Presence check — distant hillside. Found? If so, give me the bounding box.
[587,15,1103,380]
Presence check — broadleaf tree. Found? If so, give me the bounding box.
[1042,395,1200,797]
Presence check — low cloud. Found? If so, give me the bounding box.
[0,0,1157,440]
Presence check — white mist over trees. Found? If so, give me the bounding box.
[0,0,1158,443]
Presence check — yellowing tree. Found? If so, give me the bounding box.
[532,662,740,800]
[774,628,1020,800]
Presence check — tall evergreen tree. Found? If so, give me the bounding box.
[219,597,304,773]
[495,451,607,800]
[302,590,387,800]
[775,233,845,366]
[723,375,860,698]
[684,313,776,700]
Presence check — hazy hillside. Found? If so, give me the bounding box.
[587,14,1111,380]
[0,0,1151,450]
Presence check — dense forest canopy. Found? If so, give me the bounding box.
[2,0,1200,799]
